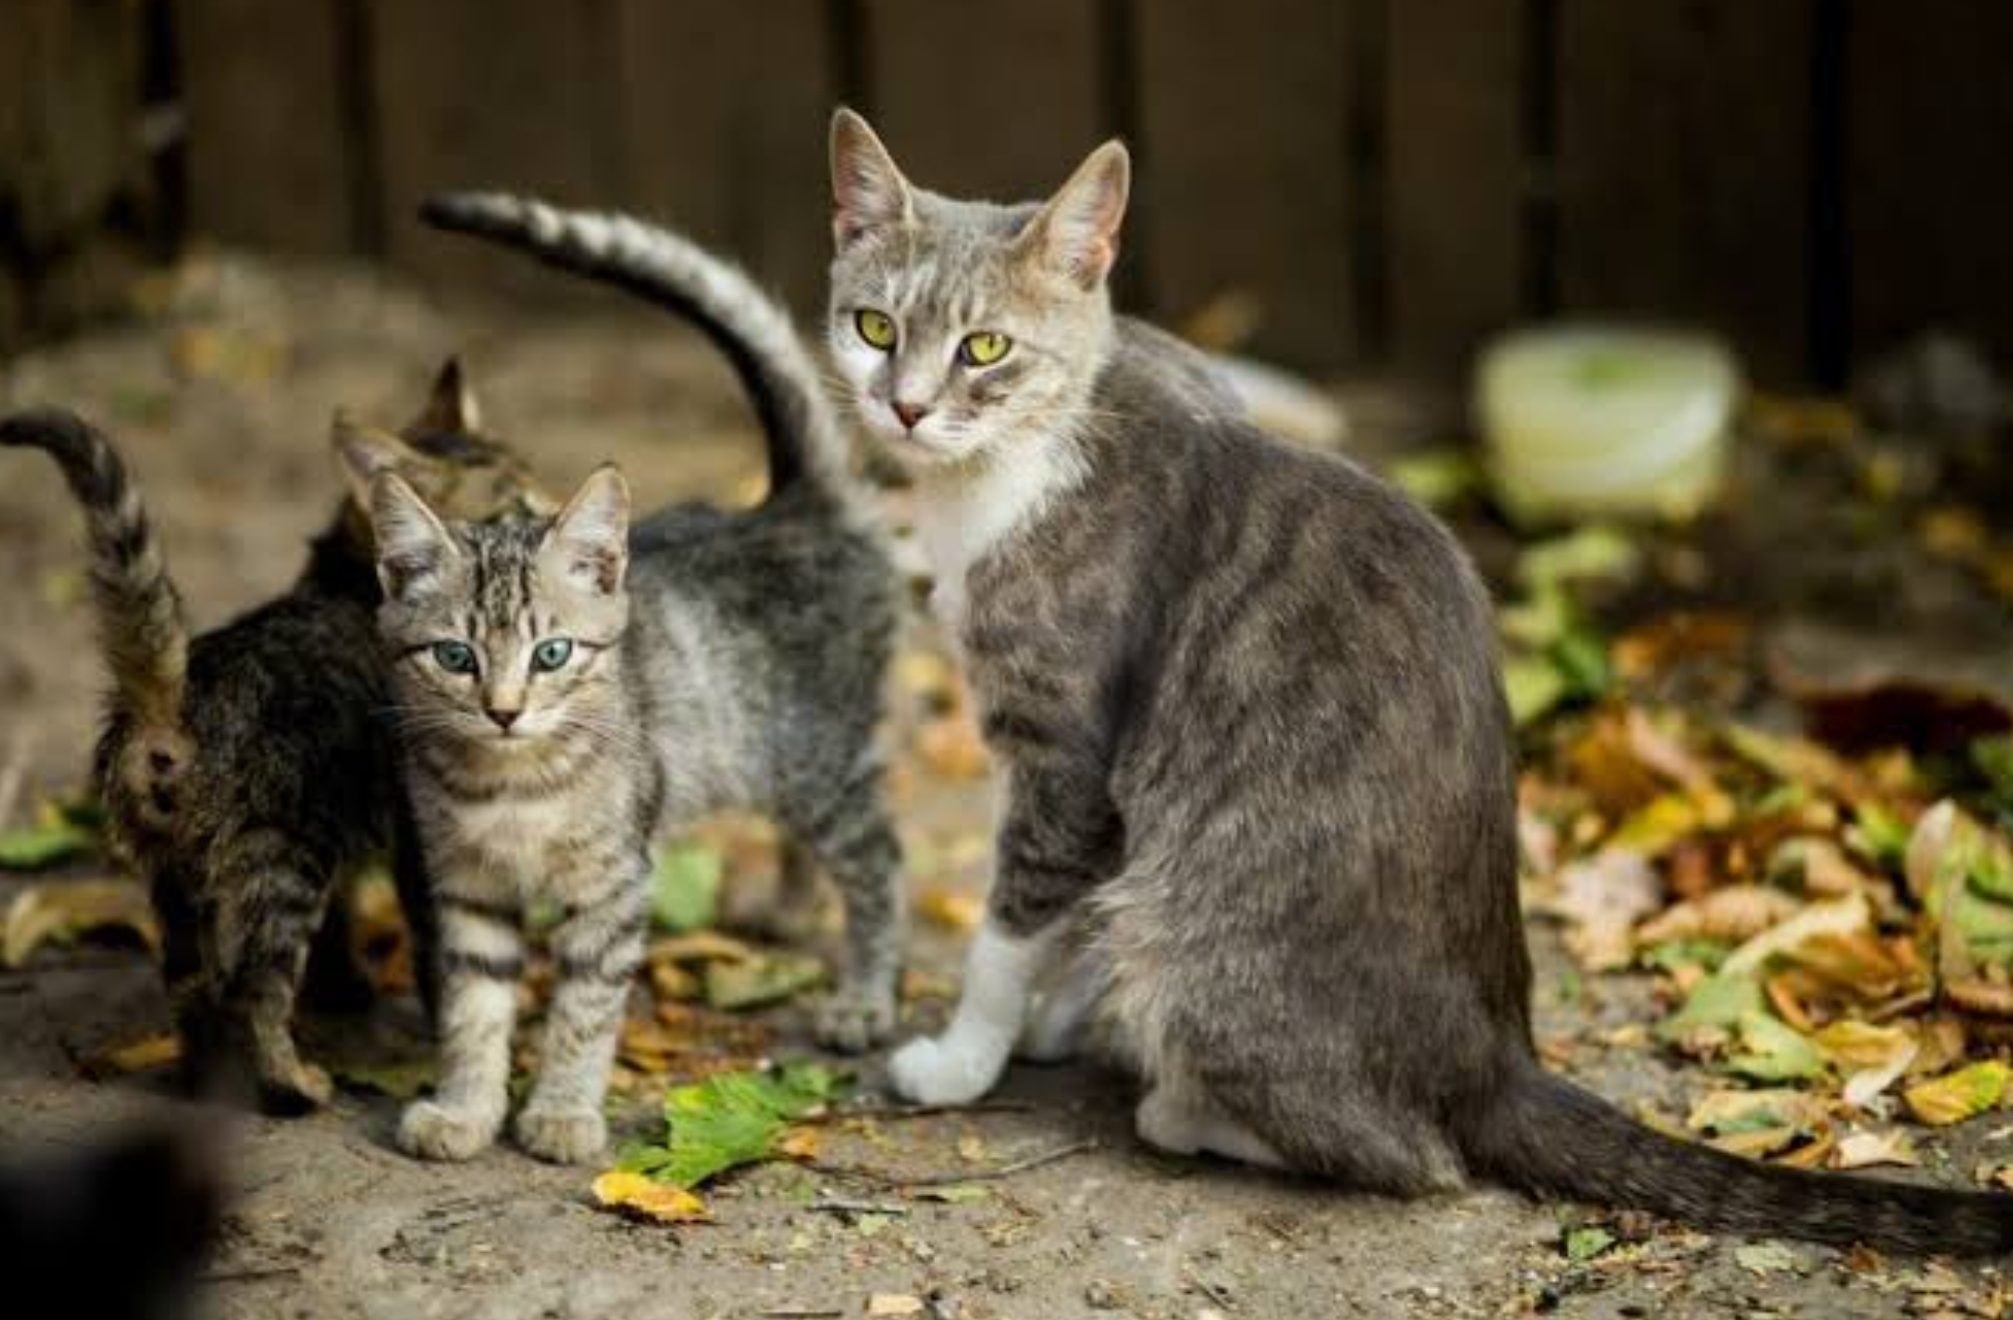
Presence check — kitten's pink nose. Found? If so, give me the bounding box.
[891,401,930,430]
[486,706,520,732]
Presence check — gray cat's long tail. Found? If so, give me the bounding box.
[1,409,193,822]
[419,192,847,502]
[1470,1058,2013,1254]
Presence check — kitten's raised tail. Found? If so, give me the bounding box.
[419,192,847,502]
[1469,1059,2013,1254]
[2,409,193,821]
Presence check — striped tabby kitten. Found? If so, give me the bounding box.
[826,109,2013,1253]
[1,363,543,1112]
[359,202,903,1164]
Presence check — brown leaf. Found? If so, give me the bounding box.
[1637,884,1801,947]
[1832,1128,1921,1170]
[3,879,160,968]
[1551,849,1662,971]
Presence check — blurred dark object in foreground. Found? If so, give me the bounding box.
[0,1119,224,1320]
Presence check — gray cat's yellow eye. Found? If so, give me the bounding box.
[432,641,478,675]
[957,331,1012,367]
[531,638,574,673]
[855,309,897,351]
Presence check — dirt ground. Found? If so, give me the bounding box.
[1,255,2007,1320]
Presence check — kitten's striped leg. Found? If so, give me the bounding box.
[515,868,645,1165]
[888,918,1058,1104]
[211,833,336,1113]
[399,893,523,1161]
[801,768,905,1052]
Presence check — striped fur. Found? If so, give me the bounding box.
[0,411,193,827]
[421,191,852,502]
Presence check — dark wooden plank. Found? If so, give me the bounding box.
[3,0,144,250]
[613,0,835,315]
[176,0,357,253]
[1846,1,2013,367]
[366,0,624,291]
[863,0,1105,204]
[1134,0,1355,368]
[1385,0,1526,378]
[1554,0,1814,384]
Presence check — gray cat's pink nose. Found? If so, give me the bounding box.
[891,401,930,430]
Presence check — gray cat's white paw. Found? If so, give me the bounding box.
[816,986,898,1054]
[887,1034,1002,1105]
[398,1099,500,1162]
[514,1105,607,1165]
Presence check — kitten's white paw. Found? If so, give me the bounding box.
[887,1034,1002,1105]
[398,1099,500,1162]
[816,985,898,1054]
[514,1105,607,1165]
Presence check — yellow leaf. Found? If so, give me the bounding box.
[916,714,989,780]
[916,885,982,934]
[591,1170,711,1224]
[3,879,160,968]
[868,1296,926,1318]
[1904,1062,2012,1126]
[776,1126,821,1160]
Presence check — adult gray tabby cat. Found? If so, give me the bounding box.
[352,203,903,1163]
[825,107,2013,1253]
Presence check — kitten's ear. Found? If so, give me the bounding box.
[1022,139,1130,291]
[332,411,431,510]
[829,107,914,251]
[366,470,458,600]
[408,356,482,435]
[543,465,630,596]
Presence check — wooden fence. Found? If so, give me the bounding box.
[9,1,2013,385]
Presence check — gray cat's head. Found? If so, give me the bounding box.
[826,108,1129,469]
[360,464,632,745]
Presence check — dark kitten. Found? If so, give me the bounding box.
[828,109,2013,1254]
[0,364,545,1112]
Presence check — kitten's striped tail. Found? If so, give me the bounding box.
[420,192,848,503]
[2,410,193,814]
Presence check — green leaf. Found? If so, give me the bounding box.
[704,951,825,1011]
[1564,1225,1616,1262]
[1516,525,1639,595]
[652,843,725,934]
[1549,625,1613,701]
[1639,937,1731,975]
[1505,655,1569,728]
[1656,971,1764,1042]
[1845,802,1910,871]
[1388,449,1482,510]
[0,819,96,871]
[633,1063,848,1189]
[1725,1011,1825,1082]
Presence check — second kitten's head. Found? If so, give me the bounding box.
[826,108,1129,469]
[359,465,632,746]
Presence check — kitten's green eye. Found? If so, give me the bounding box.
[855,309,897,351]
[531,638,574,673]
[957,331,1012,367]
[432,641,479,675]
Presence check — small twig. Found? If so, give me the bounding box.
[759,1309,843,1319]
[808,1196,909,1218]
[808,1138,1098,1190]
[813,1099,1035,1125]
[201,1265,302,1284]
[1187,1270,1236,1310]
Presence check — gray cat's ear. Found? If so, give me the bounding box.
[332,411,430,510]
[543,464,630,596]
[830,107,914,251]
[408,356,482,435]
[367,470,457,600]
[1022,139,1130,291]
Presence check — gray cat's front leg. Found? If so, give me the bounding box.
[514,873,645,1164]
[889,739,1117,1104]
[400,899,523,1160]
[889,919,1058,1103]
[801,770,906,1053]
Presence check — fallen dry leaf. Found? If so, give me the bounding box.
[1636,884,1800,947]
[1552,849,1661,971]
[78,1032,182,1081]
[915,885,982,934]
[1832,1128,1921,1170]
[591,1170,711,1224]
[3,878,160,968]
[915,713,990,780]
[1905,1061,2011,1126]
[867,1296,925,1318]
[1721,892,1873,979]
